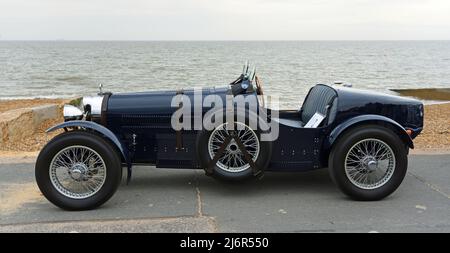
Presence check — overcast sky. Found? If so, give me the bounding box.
[0,0,449,40]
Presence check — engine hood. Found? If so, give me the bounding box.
[107,86,229,115]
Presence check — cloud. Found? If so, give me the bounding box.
[0,0,449,40]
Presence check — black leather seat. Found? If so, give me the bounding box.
[299,84,338,126]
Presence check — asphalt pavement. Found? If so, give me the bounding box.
[0,154,449,233]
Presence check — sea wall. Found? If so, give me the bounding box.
[0,105,60,145]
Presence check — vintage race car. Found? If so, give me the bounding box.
[35,63,424,210]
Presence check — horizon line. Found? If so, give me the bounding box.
[1,39,450,42]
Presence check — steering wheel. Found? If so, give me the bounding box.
[246,66,261,95]
[255,75,264,95]
[255,75,265,107]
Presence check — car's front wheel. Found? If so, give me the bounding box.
[328,125,408,201]
[35,131,123,210]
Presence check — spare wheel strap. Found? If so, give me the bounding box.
[233,135,262,178]
[206,135,232,175]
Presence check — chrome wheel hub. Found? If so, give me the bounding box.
[227,141,239,154]
[208,122,260,173]
[365,158,378,172]
[69,163,88,181]
[344,138,396,190]
[49,145,107,199]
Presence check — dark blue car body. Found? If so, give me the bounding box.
[48,84,424,176]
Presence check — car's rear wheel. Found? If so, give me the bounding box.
[35,131,122,210]
[328,125,408,200]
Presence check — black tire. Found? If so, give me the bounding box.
[197,115,272,181]
[328,125,408,201]
[35,131,123,210]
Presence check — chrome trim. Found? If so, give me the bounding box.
[63,105,83,120]
[83,96,104,116]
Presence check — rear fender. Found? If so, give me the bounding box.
[328,115,414,149]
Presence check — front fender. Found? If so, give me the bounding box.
[328,115,414,149]
[47,120,131,168]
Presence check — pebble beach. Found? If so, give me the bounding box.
[0,97,448,155]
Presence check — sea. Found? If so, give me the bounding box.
[1,41,450,109]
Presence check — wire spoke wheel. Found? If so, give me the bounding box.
[208,122,260,173]
[345,138,396,190]
[49,145,107,199]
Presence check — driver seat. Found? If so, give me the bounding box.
[271,84,338,128]
[299,84,338,127]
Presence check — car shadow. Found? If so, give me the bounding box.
[199,169,339,196]
[122,167,341,198]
